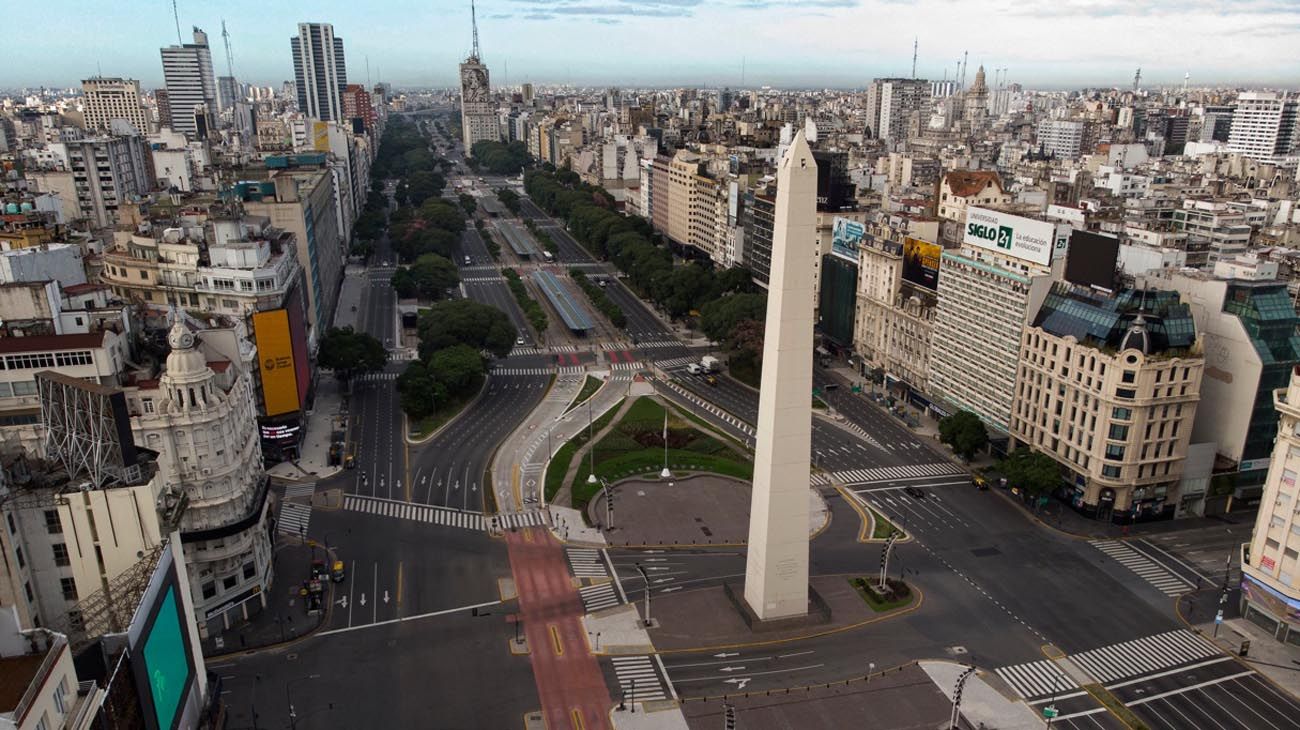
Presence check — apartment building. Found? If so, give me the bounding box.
[1242,365,1300,644]
[55,136,151,228]
[1173,199,1253,265]
[937,170,1010,243]
[1227,92,1298,166]
[1011,285,1203,521]
[80,77,149,133]
[159,27,218,138]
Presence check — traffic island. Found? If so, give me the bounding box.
[849,577,913,612]
[649,575,917,653]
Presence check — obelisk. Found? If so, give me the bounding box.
[743,130,817,620]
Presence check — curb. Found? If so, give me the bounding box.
[405,374,490,446]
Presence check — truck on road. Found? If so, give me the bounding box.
[700,355,722,373]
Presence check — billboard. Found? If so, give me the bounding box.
[1064,230,1121,291]
[963,207,1056,266]
[830,217,865,263]
[902,237,942,291]
[1046,204,1086,225]
[127,540,203,730]
[311,120,330,152]
[253,309,301,416]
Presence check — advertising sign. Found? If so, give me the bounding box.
[128,541,202,730]
[311,121,330,152]
[253,309,301,416]
[831,217,864,263]
[902,237,942,291]
[963,207,1056,266]
[1046,204,1086,225]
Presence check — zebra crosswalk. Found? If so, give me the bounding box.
[655,355,698,370]
[342,495,548,532]
[1071,629,1220,684]
[828,462,967,485]
[389,349,419,361]
[610,361,644,371]
[493,366,586,376]
[283,481,317,499]
[1090,540,1194,596]
[461,276,506,283]
[566,547,609,579]
[278,502,312,537]
[356,372,400,382]
[636,340,684,349]
[659,379,755,437]
[511,346,546,356]
[994,659,1078,701]
[579,582,622,613]
[609,656,670,702]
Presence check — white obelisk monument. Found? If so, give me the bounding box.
[743,130,817,621]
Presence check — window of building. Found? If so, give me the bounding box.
[1122,370,1136,383]
[52,678,66,714]
[243,561,256,579]
[1116,388,1136,400]
[15,547,24,568]
[42,510,60,534]
[1105,444,1126,461]
[1102,465,1121,479]
[201,582,216,599]
[139,270,148,280]
[222,574,238,590]
[11,381,36,396]
[52,544,69,566]
[60,578,77,601]
[1109,424,1129,440]
[222,299,239,309]
[1112,407,1132,420]
[24,582,34,603]
[142,398,154,414]
[1271,515,1286,529]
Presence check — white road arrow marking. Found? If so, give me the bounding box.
[360,593,367,607]
[713,652,739,658]
[653,578,674,584]
[643,558,668,562]
[337,596,349,608]
[660,587,682,593]
[383,591,390,604]
[719,666,746,673]
[723,678,751,690]
[641,550,663,554]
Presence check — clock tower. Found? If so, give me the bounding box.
[460,1,500,156]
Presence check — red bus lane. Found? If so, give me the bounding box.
[507,527,613,730]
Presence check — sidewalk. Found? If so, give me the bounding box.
[200,537,332,657]
[920,661,1044,729]
[1183,589,1300,701]
[266,373,345,482]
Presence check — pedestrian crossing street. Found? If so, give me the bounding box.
[834,418,886,451]
[828,462,968,486]
[342,495,548,532]
[283,481,317,500]
[493,366,586,376]
[389,349,419,361]
[994,629,1223,700]
[551,345,579,353]
[355,371,400,382]
[566,547,610,579]
[578,582,622,613]
[658,379,755,437]
[1090,539,1194,596]
[994,659,1077,701]
[1071,629,1220,684]
[635,340,684,349]
[461,276,506,283]
[655,355,699,370]
[610,361,644,371]
[511,346,546,356]
[610,656,670,702]
[277,503,312,537]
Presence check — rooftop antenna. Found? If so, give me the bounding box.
[470,0,481,60]
[170,0,183,44]
[220,20,235,79]
[366,54,371,87]
[1132,67,1141,93]
[961,51,968,90]
[911,37,918,79]
[741,56,746,87]
[1182,71,1189,94]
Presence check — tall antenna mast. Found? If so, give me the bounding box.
[171,0,183,44]
[741,56,746,87]
[961,51,968,89]
[366,55,371,87]
[1133,67,1141,93]
[220,20,235,79]
[470,0,481,60]
[911,37,918,79]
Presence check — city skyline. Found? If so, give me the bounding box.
[8,0,1300,91]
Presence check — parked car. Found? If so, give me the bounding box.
[904,486,926,499]
[971,474,988,490]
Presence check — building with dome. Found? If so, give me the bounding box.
[125,319,272,635]
[1009,284,1205,522]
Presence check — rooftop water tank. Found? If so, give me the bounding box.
[3,203,17,214]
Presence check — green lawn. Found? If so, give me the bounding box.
[567,397,753,511]
[849,577,912,612]
[867,506,901,540]
[567,376,603,412]
[409,376,484,440]
[544,398,624,501]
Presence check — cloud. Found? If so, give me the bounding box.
[507,0,700,19]
[486,13,514,18]
[733,0,857,7]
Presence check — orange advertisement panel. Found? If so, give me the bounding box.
[311,121,330,152]
[253,309,301,416]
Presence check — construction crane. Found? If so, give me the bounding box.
[221,20,236,80]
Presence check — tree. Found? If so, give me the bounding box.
[999,449,1062,498]
[699,293,768,344]
[392,254,459,300]
[418,198,466,232]
[496,188,520,214]
[317,327,388,385]
[416,299,516,359]
[458,193,477,216]
[938,410,990,461]
[397,360,444,421]
[427,344,484,394]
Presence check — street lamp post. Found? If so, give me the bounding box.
[286,674,321,730]
[635,563,652,627]
[587,399,598,485]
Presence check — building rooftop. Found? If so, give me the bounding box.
[943,170,1003,198]
[0,650,51,714]
[531,271,593,332]
[1034,283,1197,355]
[0,332,107,354]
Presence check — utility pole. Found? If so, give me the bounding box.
[635,563,652,627]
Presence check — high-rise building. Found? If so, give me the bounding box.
[1037,119,1085,159]
[341,84,376,131]
[160,27,219,138]
[865,78,930,143]
[81,77,149,133]
[56,136,151,228]
[1010,284,1203,521]
[1227,92,1299,165]
[1241,365,1300,644]
[218,75,240,112]
[459,7,498,156]
[154,89,172,129]
[290,22,347,122]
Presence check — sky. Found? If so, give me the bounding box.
[9,0,1300,91]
